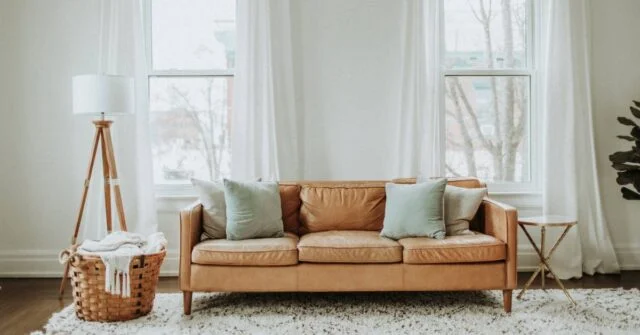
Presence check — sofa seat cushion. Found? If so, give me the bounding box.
[298,230,402,263]
[399,233,505,264]
[192,232,299,266]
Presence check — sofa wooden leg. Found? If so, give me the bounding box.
[503,289,512,313]
[183,291,193,315]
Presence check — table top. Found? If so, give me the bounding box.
[519,215,577,227]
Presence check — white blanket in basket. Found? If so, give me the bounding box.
[78,231,167,297]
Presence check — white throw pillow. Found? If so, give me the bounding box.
[191,178,227,240]
[443,185,487,235]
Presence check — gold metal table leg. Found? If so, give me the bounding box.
[517,224,577,305]
[541,227,545,289]
[517,263,542,299]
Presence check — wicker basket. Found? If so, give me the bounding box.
[60,248,166,322]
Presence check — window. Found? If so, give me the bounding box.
[147,0,235,186]
[443,0,537,191]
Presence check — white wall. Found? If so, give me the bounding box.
[293,0,404,180]
[591,0,640,269]
[0,0,107,275]
[1,0,639,276]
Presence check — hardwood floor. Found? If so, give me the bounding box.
[1,272,639,335]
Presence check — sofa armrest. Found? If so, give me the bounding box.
[481,198,518,289]
[179,202,203,290]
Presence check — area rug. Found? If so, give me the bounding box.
[36,289,640,334]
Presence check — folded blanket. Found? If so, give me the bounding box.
[80,231,146,252]
[78,231,167,297]
[145,232,168,254]
[100,245,142,297]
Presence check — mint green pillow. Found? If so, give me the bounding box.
[380,178,447,240]
[223,179,284,240]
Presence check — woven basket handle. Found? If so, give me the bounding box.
[59,246,81,267]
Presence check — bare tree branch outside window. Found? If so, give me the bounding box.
[444,0,530,183]
[148,0,236,184]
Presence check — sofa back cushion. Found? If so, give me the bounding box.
[392,177,486,189]
[299,181,386,234]
[279,183,302,234]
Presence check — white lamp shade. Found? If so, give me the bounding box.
[72,74,134,115]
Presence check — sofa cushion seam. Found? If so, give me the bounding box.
[194,249,297,254]
[401,243,503,250]
[297,246,402,250]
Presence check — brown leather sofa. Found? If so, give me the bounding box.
[179,177,517,314]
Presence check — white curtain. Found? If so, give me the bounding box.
[395,0,443,178]
[231,0,300,181]
[541,0,619,279]
[78,0,157,239]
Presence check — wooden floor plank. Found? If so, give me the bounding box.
[1,272,638,334]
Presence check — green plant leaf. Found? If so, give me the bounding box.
[616,170,640,185]
[612,163,640,171]
[611,101,640,200]
[610,150,640,164]
[618,135,635,141]
[634,178,640,193]
[618,117,637,126]
[621,187,640,200]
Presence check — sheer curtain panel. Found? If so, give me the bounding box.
[231,0,300,181]
[540,0,619,279]
[76,0,157,239]
[395,0,443,178]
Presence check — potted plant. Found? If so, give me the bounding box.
[609,100,640,199]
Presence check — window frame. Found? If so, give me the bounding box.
[144,0,235,197]
[145,0,540,197]
[440,0,541,194]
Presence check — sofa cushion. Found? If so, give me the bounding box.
[392,177,486,189]
[298,230,402,263]
[191,232,298,266]
[399,233,505,264]
[299,182,386,234]
[279,183,301,234]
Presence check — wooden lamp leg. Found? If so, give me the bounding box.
[100,129,113,233]
[59,127,102,297]
[60,120,129,297]
[102,125,127,231]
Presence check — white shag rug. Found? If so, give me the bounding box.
[37,289,640,335]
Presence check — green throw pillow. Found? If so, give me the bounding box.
[380,178,447,240]
[223,179,285,240]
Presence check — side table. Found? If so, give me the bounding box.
[517,215,577,305]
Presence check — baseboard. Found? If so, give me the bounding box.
[0,245,637,277]
[0,249,179,278]
[516,244,640,272]
[614,244,640,270]
[516,246,541,272]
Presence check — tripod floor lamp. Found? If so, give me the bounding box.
[59,74,134,296]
